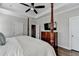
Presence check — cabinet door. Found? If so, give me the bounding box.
[46,32,51,43]
[41,32,51,44]
[41,32,45,40]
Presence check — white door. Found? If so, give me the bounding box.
[70,16,79,51]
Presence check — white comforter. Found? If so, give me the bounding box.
[0,35,56,56]
[0,37,23,56]
[16,36,56,56]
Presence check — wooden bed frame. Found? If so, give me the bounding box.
[50,3,58,55]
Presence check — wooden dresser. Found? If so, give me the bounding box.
[41,31,58,54]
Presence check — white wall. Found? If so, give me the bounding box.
[55,15,70,49]
[36,13,51,32]
[55,7,79,50]
[0,13,27,37]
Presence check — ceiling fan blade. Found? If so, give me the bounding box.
[34,9,38,14]
[35,5,45,8]
[25,8,30,12]
[31,3,34,6]
[20,3,30,7]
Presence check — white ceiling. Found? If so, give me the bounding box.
[0,3,51,18]
[54,3,79,16]
[0,3,79,18]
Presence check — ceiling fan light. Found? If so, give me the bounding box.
[31,8,34,10]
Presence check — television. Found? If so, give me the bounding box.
[44,23,50,30]
[44,22,57,30]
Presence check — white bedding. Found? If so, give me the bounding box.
[0,37,23,56]
[16,36,56,56]
[0,35,56,56]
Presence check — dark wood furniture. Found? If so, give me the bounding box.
[41,31,58,55]
[41,32,57,46]
[27,18,29,36]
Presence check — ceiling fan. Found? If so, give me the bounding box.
[20,3,45,14]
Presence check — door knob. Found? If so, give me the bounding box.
[72,35,74,37]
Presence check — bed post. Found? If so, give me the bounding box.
[50,3,58,55]
[27,18,29,36]
[50,3,54,46]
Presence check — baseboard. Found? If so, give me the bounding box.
[58,44,71,50]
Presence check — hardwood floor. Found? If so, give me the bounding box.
[58,47,79,56]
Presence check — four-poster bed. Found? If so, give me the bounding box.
[0,3,57,56]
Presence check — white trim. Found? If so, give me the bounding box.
[69,17,72,50]
[54,3,69,10]
[55,5,79,16]
[0,8,27,19]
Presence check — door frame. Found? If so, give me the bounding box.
[69,17,73,50]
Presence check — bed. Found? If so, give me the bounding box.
[0,35,56,56]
